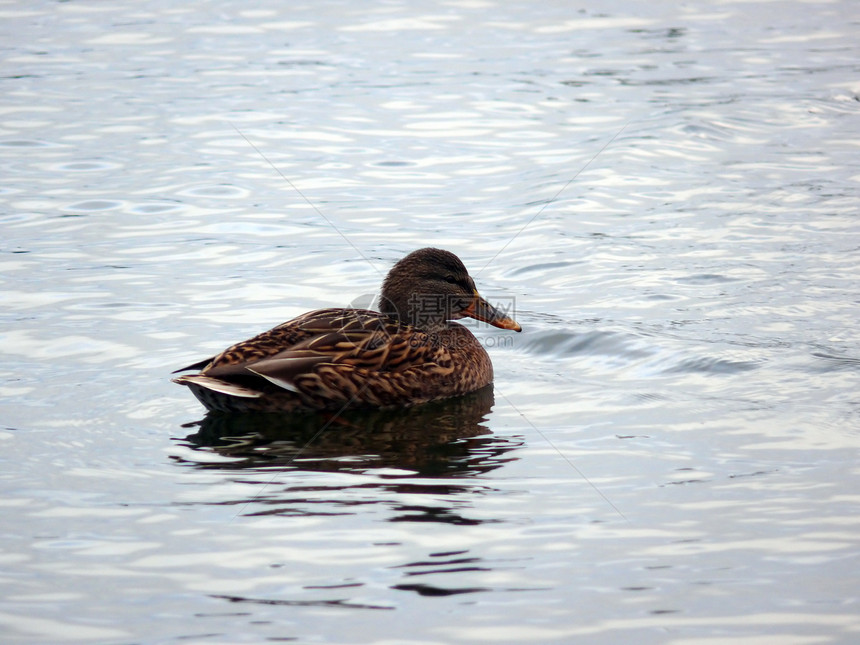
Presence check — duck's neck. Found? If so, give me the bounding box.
[379,292,451,331]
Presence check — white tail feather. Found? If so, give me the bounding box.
[172,375,262,399]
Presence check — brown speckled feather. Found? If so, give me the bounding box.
[173,308,493,413]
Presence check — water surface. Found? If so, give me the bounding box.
[2,0,859,643]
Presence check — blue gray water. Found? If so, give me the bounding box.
[2,1,859,643]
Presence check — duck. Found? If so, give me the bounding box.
[173,247,521,413]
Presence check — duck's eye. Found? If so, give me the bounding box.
[444,275,457,284]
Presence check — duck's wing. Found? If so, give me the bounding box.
[176,308,445,393]
[243,323,441,388]
[173,308,378,374]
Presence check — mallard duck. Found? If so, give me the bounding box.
[173,247,521,413]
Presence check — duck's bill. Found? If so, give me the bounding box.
[463,295,522,332]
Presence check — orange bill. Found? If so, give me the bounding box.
[462,292,522,332]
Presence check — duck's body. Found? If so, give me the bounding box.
[173,248,520,413]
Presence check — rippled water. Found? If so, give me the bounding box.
[2,0,859,643]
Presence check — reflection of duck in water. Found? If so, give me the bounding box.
[173,248,521,413]
[177,385,522,476]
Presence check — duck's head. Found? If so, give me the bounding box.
[379,247,522,333]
